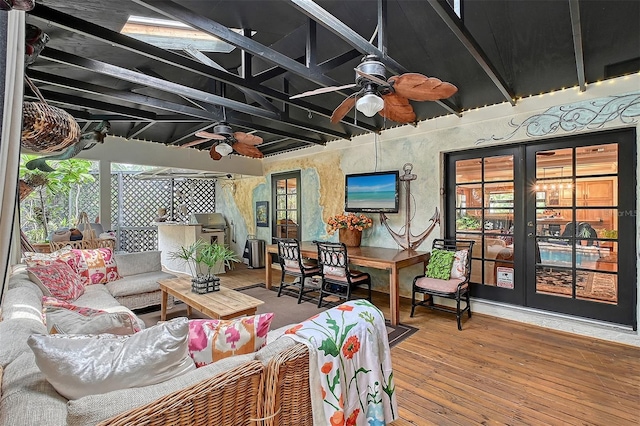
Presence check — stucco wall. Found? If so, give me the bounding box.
[217,75,640,346]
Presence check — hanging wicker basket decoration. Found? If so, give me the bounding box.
[21,77,81,153]
[18,179,34,201]
[21,102,81,153]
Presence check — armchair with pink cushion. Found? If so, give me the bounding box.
[410,239,475,330]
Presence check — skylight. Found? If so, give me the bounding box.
[121,15,253,53]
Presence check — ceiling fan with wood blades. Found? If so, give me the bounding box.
[186,122,264,160]
[291,55,458,124]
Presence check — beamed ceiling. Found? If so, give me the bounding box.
[23,0,640,158]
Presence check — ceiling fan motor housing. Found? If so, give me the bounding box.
[213,122,234,137]
[355,56,386,86]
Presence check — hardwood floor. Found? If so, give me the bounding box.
[224,264,640,425]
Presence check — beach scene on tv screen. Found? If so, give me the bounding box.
[347,174,397,209]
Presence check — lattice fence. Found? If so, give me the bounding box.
[110,173,215,252]
[21,171,216,251]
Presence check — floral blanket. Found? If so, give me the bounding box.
[284,299,397,426]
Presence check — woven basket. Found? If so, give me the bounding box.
[21,101,81,153]
[49,238,115,252]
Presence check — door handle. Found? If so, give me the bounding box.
[528,232,534,237]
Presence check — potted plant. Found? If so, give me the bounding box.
[168,240,240,293]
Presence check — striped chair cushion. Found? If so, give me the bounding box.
[415,276,466,294]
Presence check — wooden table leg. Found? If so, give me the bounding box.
[389,265,400,326]
[186,305,192,317]
[160,290,168,321]
[265,247,272,289]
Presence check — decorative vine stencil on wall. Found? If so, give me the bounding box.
[475,92,640,145]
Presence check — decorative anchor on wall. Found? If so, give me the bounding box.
[380,163,440,250]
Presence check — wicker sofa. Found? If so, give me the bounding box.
[0,262,313,425]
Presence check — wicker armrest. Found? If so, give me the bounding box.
[260,342,312,426]
[100,361,265,426]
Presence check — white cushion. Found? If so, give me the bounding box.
[0,352,67,426]
[114,251,162,276]
[27,317,195,400]
[106,270,175,297]
[44,306,137,335]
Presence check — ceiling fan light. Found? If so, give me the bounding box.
[215,143,233,156]
[355,93,384,117]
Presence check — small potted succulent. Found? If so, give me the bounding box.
[168,240,240,293]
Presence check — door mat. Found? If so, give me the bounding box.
[237,283,418,348]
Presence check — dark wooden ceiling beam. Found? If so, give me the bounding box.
[377,0,387,55]
[28,5,377,133]
[183,46,280,114]
[168,123,214,145]
[30,68,333,144]
[131,0,344,89]
[252,55,305,83]
[306,19,317,69]
[568,0,586,92]
[427,0,515,105]
[81,121,94,132]
[39,48,279,121]
[231,119,325,146]
[28,69,225,122]
[136,66,213,112]
[126,122,156,140]
[287,0,461,117]
[27,89,157,120]
[316,49,362,73]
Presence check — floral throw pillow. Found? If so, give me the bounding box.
[23,247,77,271]
[450,249,469,280]
[42,296,105,317]
[72,248,120,285]
[426,249,456,280]
[188,313,274,367]
[27,262,84,301]
[41,297,141,333]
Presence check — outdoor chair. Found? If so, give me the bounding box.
[314,241,372,308]
[275,238,321,304]
[410,239,474,330]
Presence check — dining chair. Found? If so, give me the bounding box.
[314,241,372,308]
[275,238,321,304]
[410,238,474,330]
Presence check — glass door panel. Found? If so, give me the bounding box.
[525,131,635,327]
[272,172,301,241]
[450,148,521,304]
[448,129,635,328]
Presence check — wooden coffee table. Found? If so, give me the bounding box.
[158,277,264,321]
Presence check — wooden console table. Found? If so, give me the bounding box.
[265,242,429,326]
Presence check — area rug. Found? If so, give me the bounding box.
[535,269,617,302]
[136,284,418,347]
[236,283,418,348]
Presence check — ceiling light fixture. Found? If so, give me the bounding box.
[355,92,384,117]
[214,143,233,157]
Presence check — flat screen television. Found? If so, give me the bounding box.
[344,170,399,213]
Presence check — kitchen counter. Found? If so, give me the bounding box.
[156,223,225,275]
